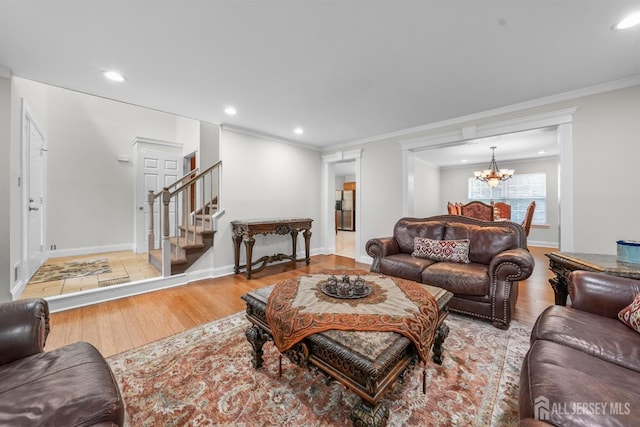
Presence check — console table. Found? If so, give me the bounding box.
[231,218,312,279]
[546,251,640,305]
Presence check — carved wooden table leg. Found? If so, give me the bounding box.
[243,235,256,279]
[350,401,389,427]
[290,229,298,259]
[432,322,450,365]
[303,229,312,265]
[245,325,269,369]
[232,233,243,274]
[549,276,568,306]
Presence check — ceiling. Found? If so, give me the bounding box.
[1,1,639,149]
[414,126,560,167]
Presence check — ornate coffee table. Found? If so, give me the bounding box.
[241,272,453,427]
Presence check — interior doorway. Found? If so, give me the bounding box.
[21,102,46,283]
[334,160,356,258]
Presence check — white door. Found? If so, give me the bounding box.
[135,149,182,253]
[25,113,46,279]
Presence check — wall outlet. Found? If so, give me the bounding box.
[14,263,20,281]
[50,244,56,250]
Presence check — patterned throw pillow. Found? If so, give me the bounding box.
[412,237,470,264]
[618,293,640,333]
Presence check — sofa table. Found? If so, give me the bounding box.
[546,251,640,305]
[241,273,453,427]
[231,217,312,279]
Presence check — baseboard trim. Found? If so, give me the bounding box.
[47,243,134,259]
[528,240,559,248]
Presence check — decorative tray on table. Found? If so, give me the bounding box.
[321,274,372,299]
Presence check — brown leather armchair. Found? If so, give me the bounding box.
[0,298,125,426]
[519,271,640,425]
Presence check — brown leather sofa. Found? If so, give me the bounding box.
[366,215,534,328]
[0,298,125,426]
[519,271,640,426]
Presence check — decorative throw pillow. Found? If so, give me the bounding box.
[412,237,470,264]
[618,293,640,333]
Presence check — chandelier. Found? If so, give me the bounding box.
[474,146,514,187]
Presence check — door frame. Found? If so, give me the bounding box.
[20,100,46,285]
[400,107,576,251]
[322,149,362,261]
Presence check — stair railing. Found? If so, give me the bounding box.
[147,161,222,276]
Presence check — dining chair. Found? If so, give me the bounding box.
[521,201,536,236]
[447,202,458,215]
[493,202,511,220]
[459,201,494,221]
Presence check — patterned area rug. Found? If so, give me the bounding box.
[30,258,111,283]
[107,312,531,426]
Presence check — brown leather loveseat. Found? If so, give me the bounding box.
[519,271,640,426]
[366,215,534,328]
[0,298,125,426]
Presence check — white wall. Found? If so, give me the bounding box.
[413,157,441,217]
[0,74,11,301]
[212,129,322,270]
[347,84,640,256]
[357,139,404,257]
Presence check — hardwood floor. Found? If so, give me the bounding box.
[45,247,556,358]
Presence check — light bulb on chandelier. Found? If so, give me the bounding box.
[474,146,514,187]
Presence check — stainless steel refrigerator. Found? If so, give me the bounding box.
[335,190,355,231]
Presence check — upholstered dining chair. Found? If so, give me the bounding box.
[493,202,511,220]
[447,202,458,215]
[521,201,536,236]
[459,201,494,221]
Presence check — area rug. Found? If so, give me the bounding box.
[107,312,531,426]
[29,258,111,283]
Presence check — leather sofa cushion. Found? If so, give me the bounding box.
[444,223,518,265]
[422,262,489,296]
[520,340,640,426]
[532,305,640,373]
[0,341,124,426]
[380,253,436,283]
[393,219,446,254]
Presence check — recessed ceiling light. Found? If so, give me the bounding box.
[461,159,468,163]
[613,11,640,30]
[224,107,237,116]
[103,71,125,82]
[538,150,546,155]
[294,127,304,135]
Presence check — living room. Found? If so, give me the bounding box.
[1,1,640,425]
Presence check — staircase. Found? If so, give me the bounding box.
[147,161,222,276]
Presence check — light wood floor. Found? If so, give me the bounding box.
[45,247,556,358]
[336,230,355,258]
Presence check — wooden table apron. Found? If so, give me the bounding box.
[231,218,312,279]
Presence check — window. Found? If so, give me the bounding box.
[468,173,546,225]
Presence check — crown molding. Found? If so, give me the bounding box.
[324,74,640,152]
[400,107,578,151]
[221,124,321,151]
